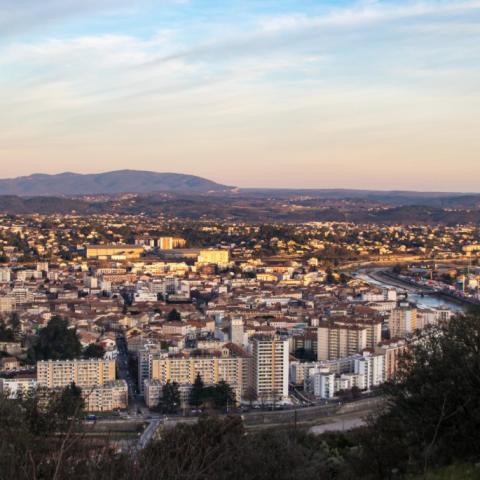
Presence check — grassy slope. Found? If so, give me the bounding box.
[409,463,480,480]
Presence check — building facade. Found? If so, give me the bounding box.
[252,337,289,400]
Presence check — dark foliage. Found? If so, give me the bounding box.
[28,316,82,362]
[83,343,106,359]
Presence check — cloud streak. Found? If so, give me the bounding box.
[0,0,147,40]
[145,0,480,64]
[0,0,480,190]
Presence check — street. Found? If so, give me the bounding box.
[116,337,147,416]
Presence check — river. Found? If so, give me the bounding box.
[355,273,463,311]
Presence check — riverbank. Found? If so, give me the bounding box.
[377,270,475,307]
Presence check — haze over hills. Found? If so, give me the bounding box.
[0,170,235,195]
[1,170,480,217]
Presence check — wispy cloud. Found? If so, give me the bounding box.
[146,0,480,64]
[0,0,480,189]
[0,0,147,40]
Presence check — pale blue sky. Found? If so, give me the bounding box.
[1,0,479,191]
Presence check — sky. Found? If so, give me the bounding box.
[0,0,479,191]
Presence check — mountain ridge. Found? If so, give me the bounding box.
[0,170,235,195]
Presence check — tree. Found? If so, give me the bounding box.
[189,373,205,408]
[0,317,15,342]
[167,309,181,322]
[28,316,82,362]
[9,313,21,339]
[270,388,281,410]
[83,343,105,359]
[157,293,164,301]
[243,386,258,407]
[350,386,362,401]
[258,391,270,408]
[393,263,403,275]
[201,386,217,408]
[214,380,236,408]
[382,306,480,466]
[325,267,336,284]
[58,382,84,418]
[158,380,181,414]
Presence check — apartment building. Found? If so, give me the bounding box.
[311,371,335,399]
[138,346,165,393]
[0,375,37,398]
[388,307,417,338]
[84,380,128,412]
[11,287,34,306]
[144,352,251,405]
[37,359,126,411]
[361,288,397,302]
[144,379,163,408]
[317,325,367,361]
[17,269,42,281]
[375,337,407,380]
[0,296,16,313]
[289,332,317,356]
[158,237,174,250]
[333,318,382,349]
[354,351,386,390]
[252,337,289,400]
[37,359,116,388]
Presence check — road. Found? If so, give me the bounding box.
[309,417,365,435]
[116,337,146,416]
[137,420,161,449]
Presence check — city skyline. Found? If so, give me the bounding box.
[1,0,480,191]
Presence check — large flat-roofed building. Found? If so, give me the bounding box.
[85,380,128,412]
[145,349,252,406]
[197,249,229,265]
[85,244,143,260]
[37,359,116,388]
[157,249,202,259]
[37,359,127,411]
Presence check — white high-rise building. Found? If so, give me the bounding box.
[0,268,11,283]
[354,351,386,390]
[229,316,247,347]
[252,337,289,400]
[312,372,335,399]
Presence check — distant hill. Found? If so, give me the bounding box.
[238,188,480,209]
[0,170,234,195]
[1,194,479,225]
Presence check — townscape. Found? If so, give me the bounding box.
[3,0,480,476]
[1,212,478,420]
